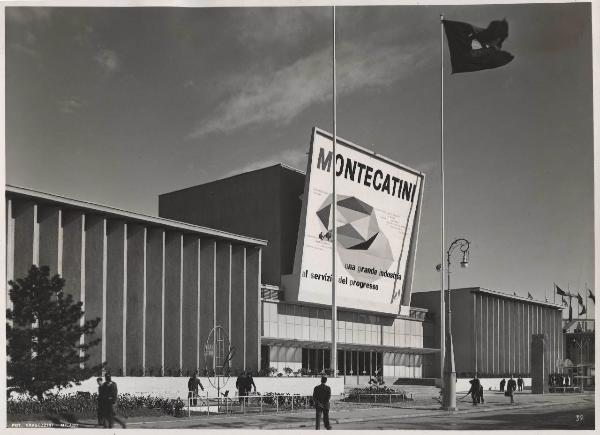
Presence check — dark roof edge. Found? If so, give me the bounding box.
[6,185,268,246]
[413,287,563,309]
[159,163,305,197]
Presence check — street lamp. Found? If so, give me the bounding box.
[441,238,471,411]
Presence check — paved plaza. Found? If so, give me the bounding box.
[10,390,594,430]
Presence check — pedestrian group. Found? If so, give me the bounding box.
[236,371,257,404]
[96,374,126,428]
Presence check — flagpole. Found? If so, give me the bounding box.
[439,13,446,386]
[585,283,588,331]
[331,4,337,378]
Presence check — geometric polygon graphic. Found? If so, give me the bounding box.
[318,194,377,250]
[316,194,395,283]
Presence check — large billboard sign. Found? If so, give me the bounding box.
[285,128,424,315]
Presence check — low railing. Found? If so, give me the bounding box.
[186,391,411,417]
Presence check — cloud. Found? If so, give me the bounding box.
[94,49,120,74]
[75,24,95,47]
[6,7,52,24]
[8,42,39,58]
[224,148,308,177]
[188,35,433,139]
[57,97,84,114]
[234,8,327,47]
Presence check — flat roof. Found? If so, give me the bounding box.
[159,162,305,197]
[414,287,564,310]
[7,185,267,246]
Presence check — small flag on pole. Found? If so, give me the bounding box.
[555,284,567,296]
[527,292,533,300]
[442,19,514,73]
[569,304,573,322]
[588,288,595,304]
[577,293,584,306]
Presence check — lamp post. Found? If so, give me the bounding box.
[440,238,471,410]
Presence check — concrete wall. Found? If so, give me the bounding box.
[158,165,305,287]
[52,375,345,399]
[6,194,263,377]
[410,291,441,378]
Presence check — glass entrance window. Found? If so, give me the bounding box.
[345,350,354,375]
[302,348,332,373]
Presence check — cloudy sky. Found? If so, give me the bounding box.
[5,3,594,304]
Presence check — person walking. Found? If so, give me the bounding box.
[187,371,204,407]
[517,375,523,391]
[468,375,481,405]
[236,372,247,404]
[506,375,517,404]
[246,371,257,394]
[100,374,118,428]
[499,378,506,392]
[313,376,332,430]
[96,377,105,427]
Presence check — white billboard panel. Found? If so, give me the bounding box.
[286,128,424,315]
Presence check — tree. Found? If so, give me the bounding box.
[6,265,102,401]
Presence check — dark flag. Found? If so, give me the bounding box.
[443,19,514,73]
[588,289,595,304]
[579,305,586,316]
[569,303,573,322]
[527,292,533,300]
[577,293,584,306]
[555,284,567,296]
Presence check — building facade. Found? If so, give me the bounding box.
[159,164,434,381]
[6,186,265,377]
[412,288,565,378]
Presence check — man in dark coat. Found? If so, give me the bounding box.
[100,374,118,428]
[517,376,523,391]
[188,371,204,406]
[96,377,105,426]
[236,372,247,404]
[506,376,517,404]
[313,376,332,430]
[499,378,506,392]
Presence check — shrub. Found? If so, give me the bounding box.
[283,367,293,376]
[342,385,410,403]
[8,393,189,422]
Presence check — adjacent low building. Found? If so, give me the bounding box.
[6,185,265,377]
[412,288,565,379]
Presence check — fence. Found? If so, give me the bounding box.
[186,391,412,417]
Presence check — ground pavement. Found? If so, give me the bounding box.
[12,390,593,430]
